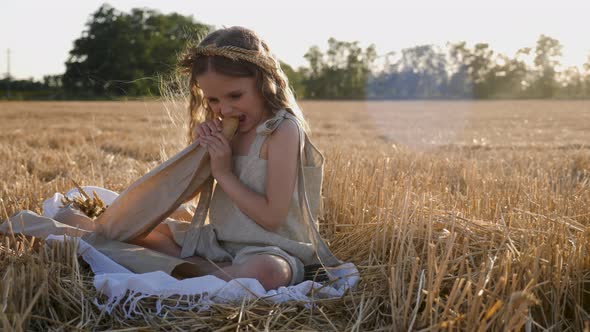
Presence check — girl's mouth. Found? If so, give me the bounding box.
[238,114,246,123]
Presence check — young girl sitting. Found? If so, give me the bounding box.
[0,26,342,292]
[127,26,342,290]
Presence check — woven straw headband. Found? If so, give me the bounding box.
[191,45,282,78]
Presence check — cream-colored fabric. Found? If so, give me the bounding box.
[0,210,91,238]
[178,178,219,259]
[54,204,97,231]
[0,209,201,276]
[173,109,342,268]
[93,118,238,242]
[163,220,233,262]
[81,232,196,275]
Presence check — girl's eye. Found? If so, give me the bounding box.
[230,93,242,100]
[207,98,219,104]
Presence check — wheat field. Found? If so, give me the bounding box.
[0,100,589,331]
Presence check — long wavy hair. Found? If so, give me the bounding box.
[178,26,308,144]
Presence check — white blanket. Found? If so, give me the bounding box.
[42,187,360,318]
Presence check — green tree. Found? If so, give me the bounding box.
[583,55,590,97]
[559,66,584,98]
[533,34,562,98]
[447,42,533,99]
[397,45,447,98]
[280,61,306,99]
[302,38,376,99]
[63,4,210,97]
[450,42,500,98]
[301,46,324,98]
[492,48,531,98]
[447,42,472,98]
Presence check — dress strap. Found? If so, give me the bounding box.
[248,109,290,158]
[255,108,342,268]
[179,177,214,258]
[247,135,267,158]
[291,118,343,269]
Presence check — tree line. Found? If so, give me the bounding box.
[2,4,590,100]
[294,35,590,99]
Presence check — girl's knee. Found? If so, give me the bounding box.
[243,255,292,290]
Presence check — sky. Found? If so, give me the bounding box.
[1,0,590,80]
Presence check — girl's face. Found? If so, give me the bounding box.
[197,70,273,134]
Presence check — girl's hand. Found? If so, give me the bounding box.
[192,118,222,142]
[200,131,233,180]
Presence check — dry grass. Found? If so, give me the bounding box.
[0,100,589,330]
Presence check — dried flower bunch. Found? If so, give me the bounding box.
[60,180,107,219]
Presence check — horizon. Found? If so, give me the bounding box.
[2,0,590,81]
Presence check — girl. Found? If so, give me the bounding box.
[128,26,342,290]
[1,26,341,291]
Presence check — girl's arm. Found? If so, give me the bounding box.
[200,121,299,232]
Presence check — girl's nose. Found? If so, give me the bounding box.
[220,105,234,117]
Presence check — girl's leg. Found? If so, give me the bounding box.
[132,228,292,288]
[152,223,175,238]
[128,225,181,257]
[172,257,232,278]
[210,254,292,291]
[129,223,232,276]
